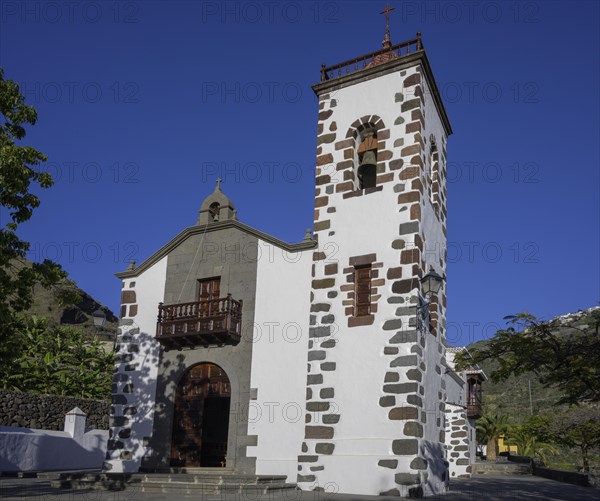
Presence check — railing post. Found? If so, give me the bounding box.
[226,294,232,332]
[157,303,164,338]
[238,300,243,335]
[320,63,326,81]
[416,32,422,50]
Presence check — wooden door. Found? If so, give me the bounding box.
[198,277,221,324]
[170,363,230,467]
[198,277,221,302]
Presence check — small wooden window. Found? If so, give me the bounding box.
[354,265,372,316]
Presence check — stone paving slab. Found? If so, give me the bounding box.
[1,474,598,500]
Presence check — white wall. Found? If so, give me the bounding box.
[104,256,168,473]
[0,426,107,472]
[307,63,450,496]
[247,240,312,482]
[444,350,475,478]
[311,77,411,493]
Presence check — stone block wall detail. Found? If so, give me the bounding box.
[104,317,144,467]
[377,67,449,496]
[444,405,471,477]
[0,390,109,431]
[120,281,138,319]
[301,63,450,496]
[105,275,161,472]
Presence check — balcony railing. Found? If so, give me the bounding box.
[467,398,483,419]
[320,33,423,82]
[156,295,243,349]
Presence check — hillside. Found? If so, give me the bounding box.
[13,258,118,342]
[463,306,600,422]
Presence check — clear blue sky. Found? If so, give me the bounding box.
[1,1,598,346]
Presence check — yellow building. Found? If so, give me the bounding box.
[498,435,518,454]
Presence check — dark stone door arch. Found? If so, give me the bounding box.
[170,362,231,467]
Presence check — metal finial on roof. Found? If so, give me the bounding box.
[216,177,223,190]
[380,2,395,49]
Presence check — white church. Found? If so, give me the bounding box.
[104,13,485,498]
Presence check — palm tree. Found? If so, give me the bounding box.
[477,413,510,461]
[504,424,559,463]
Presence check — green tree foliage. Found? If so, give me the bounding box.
[546,405,600,473]
[0,67,79,362]
[456,311,600,405]
[1,316,113,399]
[476,413,509,461]
[504,415,559,463]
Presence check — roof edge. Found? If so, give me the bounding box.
[115,220,317,279]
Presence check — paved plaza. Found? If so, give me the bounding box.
[0,474,597,501]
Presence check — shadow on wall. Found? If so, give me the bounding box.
[107,322,250,471]
[0,409,108,472]
[107,326,159,468]
[108,326,186,469]
[423,440,450,494]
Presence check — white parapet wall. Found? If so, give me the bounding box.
[0,408,108,472]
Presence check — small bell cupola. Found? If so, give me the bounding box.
[197,178,237,225]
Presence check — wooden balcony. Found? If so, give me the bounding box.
[156,295,242,349]
[467,398,483,419]
[467,373,484,419]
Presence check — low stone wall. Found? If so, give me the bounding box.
[532,464,590,487]
[506,454,534,465]
[0,390,110,430]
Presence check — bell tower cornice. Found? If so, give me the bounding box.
[313,33,452,137]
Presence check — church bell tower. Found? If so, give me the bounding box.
[299,6,453,497]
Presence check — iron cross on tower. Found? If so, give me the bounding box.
[380,2,395,48]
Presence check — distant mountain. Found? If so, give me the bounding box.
[462,306,600,421]
[16,259,119,342]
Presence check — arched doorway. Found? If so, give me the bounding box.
[170,363,231,467]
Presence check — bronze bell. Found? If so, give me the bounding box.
[359,149,377,167]
[358,149,377,189]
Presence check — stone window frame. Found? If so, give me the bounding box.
[334,115,395,199]
[356,129,379,191]
[354,264,372,317]
[428,135,441,218]
[341,253,385,327]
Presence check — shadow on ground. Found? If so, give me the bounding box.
[0,473,597,501]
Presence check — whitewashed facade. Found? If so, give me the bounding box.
[102,30,481,497]
[444,348,486,478]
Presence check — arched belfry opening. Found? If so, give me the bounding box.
[208,202,221,221]
[197,178,236,225]
[357,130,378,189]
[170,363,231,467]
